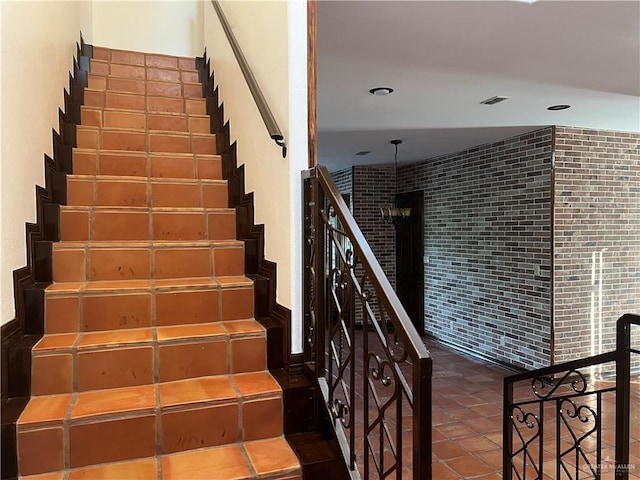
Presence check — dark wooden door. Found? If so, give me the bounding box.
[395,191,424,334]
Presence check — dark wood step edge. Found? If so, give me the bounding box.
[1,37,92,480]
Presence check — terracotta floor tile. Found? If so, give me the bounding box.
[158,340,226,382]
[71,384,156,419]
[152,212,206,241]
[150,155,195,179]
[146,54,177,69]
[110,63,145,80]
[233,371,280,398]
[216,275,253,287]
[68,458,157,480]
[159,375,236,407]
[230,336,266,374]
[99,153,147,177]
[77,328,153,348]
[88,247,151,280]
[77,346,154,391]
[107,77,145,95]
[221,287,254,321]
[18,427,64,476]
[147,80,181,97]
[33,333,78,352]
[433,439,469,460]
[178,57,196,70]
[52,248,86,282]
[185,98,206,115]
[31,354,73,395]
[156,323,225,342]
[244,437,300,476]
[18,395,72,426]
[45,295,80,334]
[431,461,463,479]
[151,182,200,208]
[20,472,65,480]
[156,289,218,326]
[148,114,188,133]
[181,71,199,83]
[111,50,145,66]
[82,292,151,331]
[147,67,181,83]
[447,455,495,477]
[162,444,251,479]
[69,415,156,468]
[241,396,282,440]
[154,277,218,289]
[223,319,264,336]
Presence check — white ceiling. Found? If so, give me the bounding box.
[317,0,640,170]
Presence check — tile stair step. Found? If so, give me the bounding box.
[65,175,228,210]
[91,47,198,70]
[80,107,211,134]
[30,321,268,394]
[52,241,244,282]
[17,373,287,475]
[19,437,301,480]
[72,150,223,180]
[44,276,255,333]
[83,89,207,115]
[86,74,203,98]
[16,44,302,480]
[59,205,236,242]
[75,125,216,154]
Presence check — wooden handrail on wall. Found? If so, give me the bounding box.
[210,0,287,158]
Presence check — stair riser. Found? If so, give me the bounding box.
[76,127,216,155]
[31,337,267,394]
[87,75,202,98]
[44,288,254,334]
[81,108,211,134]
[66,178,228,209]
[59,209,236,241]
[72,151,222,180]
[17,396,283,476]
[52,246,244,282]
[83,91,206,115]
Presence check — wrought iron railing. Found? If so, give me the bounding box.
[503,314,639,480]
[303,166,433,479]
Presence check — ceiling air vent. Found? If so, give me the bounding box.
[480,95,510,105]
[354,150,371,156]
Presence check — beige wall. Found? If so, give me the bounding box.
[0,0,92,325]
[92,0,204,56]
[204,0,308,352]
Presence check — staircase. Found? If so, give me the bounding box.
[15,47,301,479]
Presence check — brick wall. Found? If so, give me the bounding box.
[398,128,554,369]
[331,167,353,209]
[353,166,397,291]
[553,127,640,364]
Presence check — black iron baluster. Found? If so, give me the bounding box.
[504,379,514,480]
[615,317,631,480]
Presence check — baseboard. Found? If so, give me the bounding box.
[423,332,528,374]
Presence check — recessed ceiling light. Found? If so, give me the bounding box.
[369,87,394,96]
[548,104,571,111]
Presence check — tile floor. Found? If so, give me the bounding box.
[341,333,640,479]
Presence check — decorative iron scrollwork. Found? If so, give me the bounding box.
[532,369,588,399]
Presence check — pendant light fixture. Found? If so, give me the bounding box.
[380,139,411,225]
